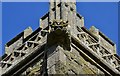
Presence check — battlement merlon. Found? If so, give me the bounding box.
[90,26,116,54]
[5,27,33,55]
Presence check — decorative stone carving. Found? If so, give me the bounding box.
[47,19,71,51]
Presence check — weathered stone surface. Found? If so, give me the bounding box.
[0,0,120,76]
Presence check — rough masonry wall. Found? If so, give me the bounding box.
[21,43,105,75]
[46,44,105,75]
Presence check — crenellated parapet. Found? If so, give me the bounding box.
[0,0,120,76]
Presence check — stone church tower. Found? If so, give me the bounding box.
[1,0,120,76]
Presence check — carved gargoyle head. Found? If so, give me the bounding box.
[47,19,71,51]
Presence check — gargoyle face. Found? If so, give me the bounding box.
[47,20,71,51]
